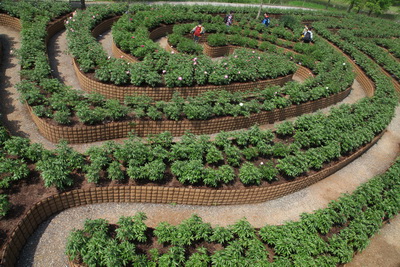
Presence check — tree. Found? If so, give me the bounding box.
[365,0,393,15]
[257,0,263,20]
[347,0,365,12]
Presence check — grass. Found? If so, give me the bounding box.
[70,0,399,18]
[287,1,338,11]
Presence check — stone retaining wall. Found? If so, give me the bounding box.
[0,14,21,31]
[203,43,236,57]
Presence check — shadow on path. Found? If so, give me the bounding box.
[0,33,27,138]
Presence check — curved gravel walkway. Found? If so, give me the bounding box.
[0,11,399,267]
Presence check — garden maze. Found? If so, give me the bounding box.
[0,1,399,266]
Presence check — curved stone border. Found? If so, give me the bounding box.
[203,43,236,57]
[0,130,385,267]
[0,14,21,31]
[91,15,119,37]
[29,86,352,143]
[149,23,174,40]
[112,40,138,62]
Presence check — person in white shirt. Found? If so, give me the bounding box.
[302,27,313,43]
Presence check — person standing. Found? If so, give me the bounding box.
[262,13,270,27]
[302,27,313,43]
[190,22,205,43]
[224,11,234,27]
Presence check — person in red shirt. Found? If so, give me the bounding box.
[190,22,205,43]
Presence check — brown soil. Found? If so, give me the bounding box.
[0,7,399,266]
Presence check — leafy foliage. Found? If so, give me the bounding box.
[36,141,83,189]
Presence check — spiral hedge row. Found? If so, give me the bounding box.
[0,1,399,266]
[16,3,356,138]
[65,157,400,266]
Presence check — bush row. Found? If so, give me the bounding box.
[1,80,394,190]
[167,15,300,52]
[65,156,400,266]
[16,3,354,126]
[69,7,298,87]
[0,3,395,191]
[374,38,400,58]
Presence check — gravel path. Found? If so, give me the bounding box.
[0,11,399,267]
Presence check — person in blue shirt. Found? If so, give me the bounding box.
[262,13,270,27]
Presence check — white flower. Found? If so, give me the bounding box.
[238,71,241,74]
[224,75,228,79]
[326,87,329,90]
[162,70,166,74]
[239,103,243,106]
[107,56,111,59]
[171,51,175,54]
[260,162,264,165]
[252,50,255,53]
[343,63,346,65]
[204,71,208,74]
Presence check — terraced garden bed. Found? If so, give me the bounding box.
[0,1,399,266]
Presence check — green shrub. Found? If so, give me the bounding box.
[0,195,11,217]
[207,33,229,47]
